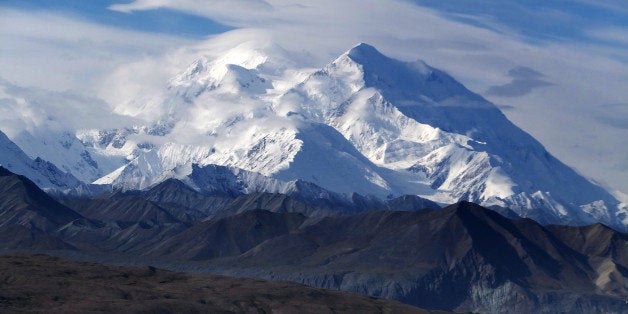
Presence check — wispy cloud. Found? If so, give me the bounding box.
[0,78,135,137]
[486,66,553,97]
[587,27,628,46]
[109,0,275,28]
[0,7,191,93]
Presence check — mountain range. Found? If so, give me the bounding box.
[0,166,625,312]
[0,42,625,231]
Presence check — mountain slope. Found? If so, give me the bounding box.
[280,43,626,229]
[0,166,82,230]
[0,130,81,191]
[0,166,83,250]
[146,210,307,260]
[0,165,625,312]
[184,203,627,313]
[0,80,130,185]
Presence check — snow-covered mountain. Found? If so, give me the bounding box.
[0,130,81,191]
[281,43,627,227]
[0,79,130,184]
[1,42,625,230]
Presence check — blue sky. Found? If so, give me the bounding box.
[408,0,628,45]
[2,0,626,46]
[0,0,231,38]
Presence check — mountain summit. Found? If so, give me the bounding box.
[345,43,476,103]
[1,42,625,230]
[282,43,626,229]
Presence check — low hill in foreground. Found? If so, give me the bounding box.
[0,254,432,313]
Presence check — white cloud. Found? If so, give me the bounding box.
[0,79,135,137]
[0,8,191,93]
[587,27,628,46]
[109,0,275,27]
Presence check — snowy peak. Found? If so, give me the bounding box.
[170,40,303,97]
[171,59,270,94]
[341,43,393,64]
[338,43,476,103]
[220,64,272,94]
[282,43,625,230]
